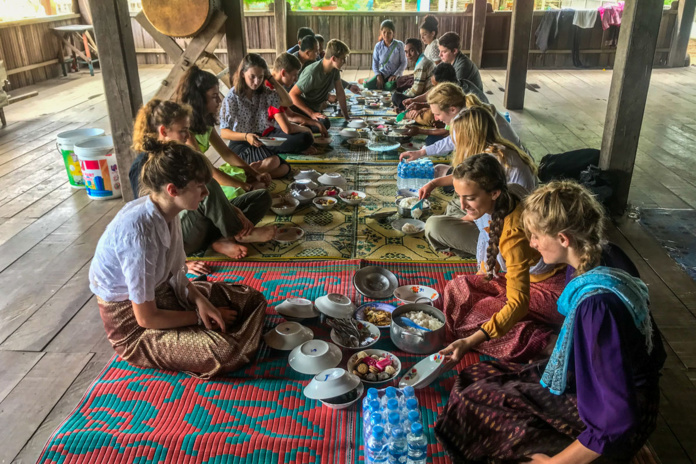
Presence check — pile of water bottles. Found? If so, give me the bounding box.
[397,160,434,192]
[362,386,427,464]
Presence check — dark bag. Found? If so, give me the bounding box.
[578,165,614,207]
[538,148,600,183]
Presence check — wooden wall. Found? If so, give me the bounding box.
[0,14,82,90]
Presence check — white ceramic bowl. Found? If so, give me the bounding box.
[291,188,317,204]
[392,127,410,135]
[339,128,359,138]
[263,321,314,351]
[315,293,356,319]
[259,137,286,147]
[393,285,440,304]
[330,320,380,350]
[271,197,300,216]
[289,340,343,375]
[348,119,367,129]
[313,196,338,210]
[303,367,362,400]
[320,383,364,409]
[347,349,402,386]
[368,102,381,109]
[294,178,319,190]
[295,169,321,181]
[339,190,366,206]
[318,172,347,186]
[316,186,343,198]
[392,218,426,235]
[275,297,320,319]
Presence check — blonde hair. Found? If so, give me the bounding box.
[521,181,606,275]
[132,99,192,152]
[450,105,537,175]
[427,82,467,112]
[325,39,350,59]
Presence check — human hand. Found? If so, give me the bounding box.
[406,109,420,120]
[418,181,435,200]
[254,171,272,187]
[400,149,424,162]
[388,75,397,82]
[246,133,263,147]
[439,338,471,364]
[186,261,211,276]
[232,207,255,237]
[526,454,552,463]
[217,306,239,328]
[311,111,326,121]
[315,122,329,137]
[376,75,385,89]
[327,93,338,103]
[403,98,413,107]
[196,298,226,332]
[348,84,361,94]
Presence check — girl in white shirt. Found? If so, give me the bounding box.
[89,138,267,379]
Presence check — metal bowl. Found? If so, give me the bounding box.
[395,197,431,218]
[390,303,446,354]
[352,266,398,299]
[386,135,412,144]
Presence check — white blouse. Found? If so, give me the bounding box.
[425,39,441,63]
[89,196,190,305]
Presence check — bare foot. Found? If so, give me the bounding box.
[236,225,277,243]
[440,250,455,257]
[212,238,248,260]
[249,181,266,191]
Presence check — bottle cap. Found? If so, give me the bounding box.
[408,410,420,422]
[388,412,400,425]
[411,422,423,434]
[391,427,404,438]
[387,398,399,410]
[371,413,383,426]
[406,398,418,410]
[367,388,379,399]
[372,425,385,438]
[385,386,396,397]
[369,400,380,411]
[403,386,415,397]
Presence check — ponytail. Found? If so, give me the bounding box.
[139,137,212,196]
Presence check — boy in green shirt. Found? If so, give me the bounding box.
[290,39,351,129]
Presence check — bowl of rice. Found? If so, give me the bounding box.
[395,197,431,219]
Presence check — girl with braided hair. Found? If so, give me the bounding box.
[435,180,665,464]
[90,138,267,379]
[438,154,566,363]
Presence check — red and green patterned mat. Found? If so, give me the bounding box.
[37,260,480,464]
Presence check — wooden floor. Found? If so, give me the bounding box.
[0,64,695,463]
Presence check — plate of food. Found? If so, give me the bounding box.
[346,137,369,148]
[317,186,343,197]
[400,141,425,151]
[274,226,305,243]
[355,302,396,330]
[347,349,401,385]
[393,285,440,304]
[259,137,287,147]
[339,190,366,205]
[314,136,333,145]
[328,318,380,350]
[391,219,426,235]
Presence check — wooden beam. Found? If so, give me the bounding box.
[599,0,664,215]
[152,11,227,101]
[668,0,696,67]
[470,0,487,67]
[274,0,287,58]
[6,60,60,76]
[88,0,143,202]
[134,11,182,59]
[504,0,534,110]
[223,0,247,72]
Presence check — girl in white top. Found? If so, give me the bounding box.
[420,15,441,64]
[90,138,267,378]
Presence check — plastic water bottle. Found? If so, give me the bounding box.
[386,411,401,437]
[363,388,380,416]
[403,410,420,434]
[367,426,389,464]
[382,387,398,409]
[386,398,401,423]
[503,111,511,123]
[388,427,408,464]
[365,412,384,444]
[406,423,427,464]
[405,398,420,418]
[402,386,416,407]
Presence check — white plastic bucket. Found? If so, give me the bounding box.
[74,136,122,200]
[56,128,105,189]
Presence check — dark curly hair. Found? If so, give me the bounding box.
[173,66,219,135]
[453,153,517,280]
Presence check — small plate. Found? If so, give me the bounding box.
[275,226,305,243]
[294,169,321,181]
[259,137,287,147]
[393,285,440,304]
[346,349,401,385]
[314,136,333,145]
[348,119,367,129]
[289,340,343,375]
[399,353,452,389]
[346,137,369,148]
[275,297,320,319]
[339,129,359,138]
[263,322,314,351]
[318,172,347,186]
[355,302,397,329]
[391,219,426,235]
[339,190,366,206]
[330,320,380,350]
[400,141,425,151]
[367,141,401,152]
[315,294,356,319]
[353,266,398,299]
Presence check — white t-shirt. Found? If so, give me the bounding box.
[425,39,440,63]
[89,196,190,305]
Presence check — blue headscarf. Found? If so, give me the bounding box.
[541,266,654,395]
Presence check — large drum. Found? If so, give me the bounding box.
[141,0,220,38]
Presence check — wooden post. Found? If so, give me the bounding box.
[470,0,487,67]
[668,0,696,67]
[599,0,664,215]
[504,0,534,110]
[274,0,287,58]
[88,0,142,202]
[224,0,248,73]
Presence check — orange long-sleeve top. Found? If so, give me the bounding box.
[479,203,565,339]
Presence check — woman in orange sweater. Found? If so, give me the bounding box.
[440,154,566,362]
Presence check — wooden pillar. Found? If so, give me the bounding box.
[599,0,664,215]
[224,0,247,72]
[668,0,696,67]
[504,0,534,110]
[274,0,287,58]
[470,0,487,67]
[88,0,142,202]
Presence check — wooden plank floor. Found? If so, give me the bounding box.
[0,65,695,463]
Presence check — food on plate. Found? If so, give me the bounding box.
[401,222,421,234]
[315,198,336,206]
[328,318,376,348]
[363,307,392,326]
[274,199,295,208]
[350,138,368,146]
[402,310,444,333]
[351,352,397,381]
[400,197,424,219]
[320,187,341,197]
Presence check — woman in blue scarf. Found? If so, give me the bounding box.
[435,181,666,463]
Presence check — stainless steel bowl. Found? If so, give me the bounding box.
[395,197,431,218]
[390,302,446,354]
[353,266,398,299]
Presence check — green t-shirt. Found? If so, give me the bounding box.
[193,126,214,153]
[295,60,341,112]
